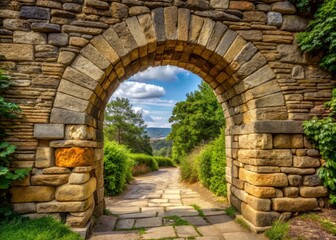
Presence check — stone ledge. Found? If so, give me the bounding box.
[34,124,64,139]
[231,120,304,135]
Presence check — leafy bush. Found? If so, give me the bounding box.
[265,220,289,240]
[179,146,201,183]
[0,70,30,190]
[154,156,175,167]
[0,216,82,240]
[296,0,336,74]
[303,89,336,204]
[198,130,227,196]
[129,153,158,172]
[104,141,133,196]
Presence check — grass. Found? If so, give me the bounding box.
[224,206,236,218]
[163,215,190,226]
[0,216,82,240]
[235,218,250,231]
[264,220,289,240]
[191,204,205,217]
[138,228,146,234]
[301,213,336,235]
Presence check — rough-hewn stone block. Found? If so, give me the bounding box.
[13,203,36,214]
[20,6,50,20]
[69,173,91,184]
[300,186,328,198]
[238,149,292,166]
[31,174,69,186]
[272,198,318,212]
[239,134,272,149]
[241,203,279,227]
[56,177,96,201]
[55,147,94,167]
[246,194,271,211]
[293,156,320,168]
[35,147,54,168]
[240,168,288,187]
[37,196,93,213]
[0,44,34,61]
[34,124,64,139]
[10,186,55,203]
[274,134,303,148]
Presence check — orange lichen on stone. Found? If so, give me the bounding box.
[55,147,94,167]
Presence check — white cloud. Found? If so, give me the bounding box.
[129,65,189,82]
[114,81,165,99]
[129,98,177,107]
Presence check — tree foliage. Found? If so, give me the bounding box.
[0,70,30,190]
[167,82,225,162]
[104,97,152,155]
[303,89,336,204]
[296,0,336,74]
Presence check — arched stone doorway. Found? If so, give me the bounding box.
[1,1,333,233]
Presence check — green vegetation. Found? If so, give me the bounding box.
[179,146,201,183]
[301,213,336,235]
[163,215,190,226]
[154,156,175,167]
[224,206,236,218]
[235,218,250,231]
[191,204,205,217]
[265,220,289,240]
[0,216,81,240]
[104,97,152,155]
[104,141,133,195]
[168,82,225,163]
[129,153,159,172]
[151,139,172,158]
[303,89,336,204]
[294,0,336,74]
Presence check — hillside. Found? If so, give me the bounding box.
[146,128,171,139]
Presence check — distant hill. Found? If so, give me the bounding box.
[146,128,171,139]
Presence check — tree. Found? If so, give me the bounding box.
[104,97,152,155]
[167,82,225,162]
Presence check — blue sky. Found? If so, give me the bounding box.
[112,66,202,128]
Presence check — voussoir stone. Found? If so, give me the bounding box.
[55,147,94,167]
[10,186,55,203]
[56,177,96,201]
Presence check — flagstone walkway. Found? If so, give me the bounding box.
[90,168,263,240]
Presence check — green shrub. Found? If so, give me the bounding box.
[296,0,336,74]
[128,153,158,172]
[265,220,289,240]
[104,141,133,196]
[153,156,175,167]
[179,147,200,183]
[303,89,336,204]
[197,130,227,196]
[0,216,81,240]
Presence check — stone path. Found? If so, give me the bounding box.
[90,168,263,240]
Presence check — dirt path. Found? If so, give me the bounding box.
[90,168,262,240]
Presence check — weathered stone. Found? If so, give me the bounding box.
[277,44,307,64]
[71,55,104,81]
[281,16,308,32]
[58,80,92,101]
[224,36,246,63]
[55,147,94,167]
[237,30,262,41]
[73,166,93,173]
[31,174,69,186]
[56,177,96,201]
[129,6,150,16]
[272,198,318,212]
[245,165,280,173]
[31,23,60,33]
[240,168,288,187]
[67,204,94,227]
[3,19,30,31]
[273,134,303,148]
[283,187,299,197]
[20,6,50,20]
[272,2,296,14]
[267,12,282,27]
[211,0,229,9]
[69,173,90,184]
[51,140,97,148]
[238,149,292,166]
[86,0,109,10]
[63,3,82,13]
[58,51,76,65]
[303,174,322,186]
[231,186,248,202]
[241,203,279,227]
[70,37,89,47]
[37,196,93,213]
[43,167,70,174]
[34,124,64,139]
[65,125,96,140]
[243,11,267,23]
[281,167,315,175]
[195,10,241,21]
[293,156,320,168]
[239,134,272,149]
[300,186,328,198]
[13,203,36,214]
[35,147,54,168]
[175,225,199,237]
[164,7,178,40]
[246,194,271,211]
[229,1,255,10]
[14,31,46,44]
[10,186,55,203]
[48,33,69,47]
[288,175,302,186]
[50,108,89,125]
[111,2,128,19]
[292,65,305,79]
[54,92,89,112]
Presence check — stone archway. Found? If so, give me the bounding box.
[1,0,334,233]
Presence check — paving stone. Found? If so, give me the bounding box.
[119,211,157,219]
[115,219,135,229]
[203,210,226,216]
[175,225,200,237]
[142,226,176,239]
[165,206,199,217]
[134,217,162,228]
[93,216,117,232]
[196,236,224,240]
[223,232,261,240]
[206,215,244,233]
[183,216,209,226]
[197,225,223,236]
[162,194,181,199]
[108,206,140,215]
[90,231,139,240]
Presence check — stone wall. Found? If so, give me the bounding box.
[0,0,335,232]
